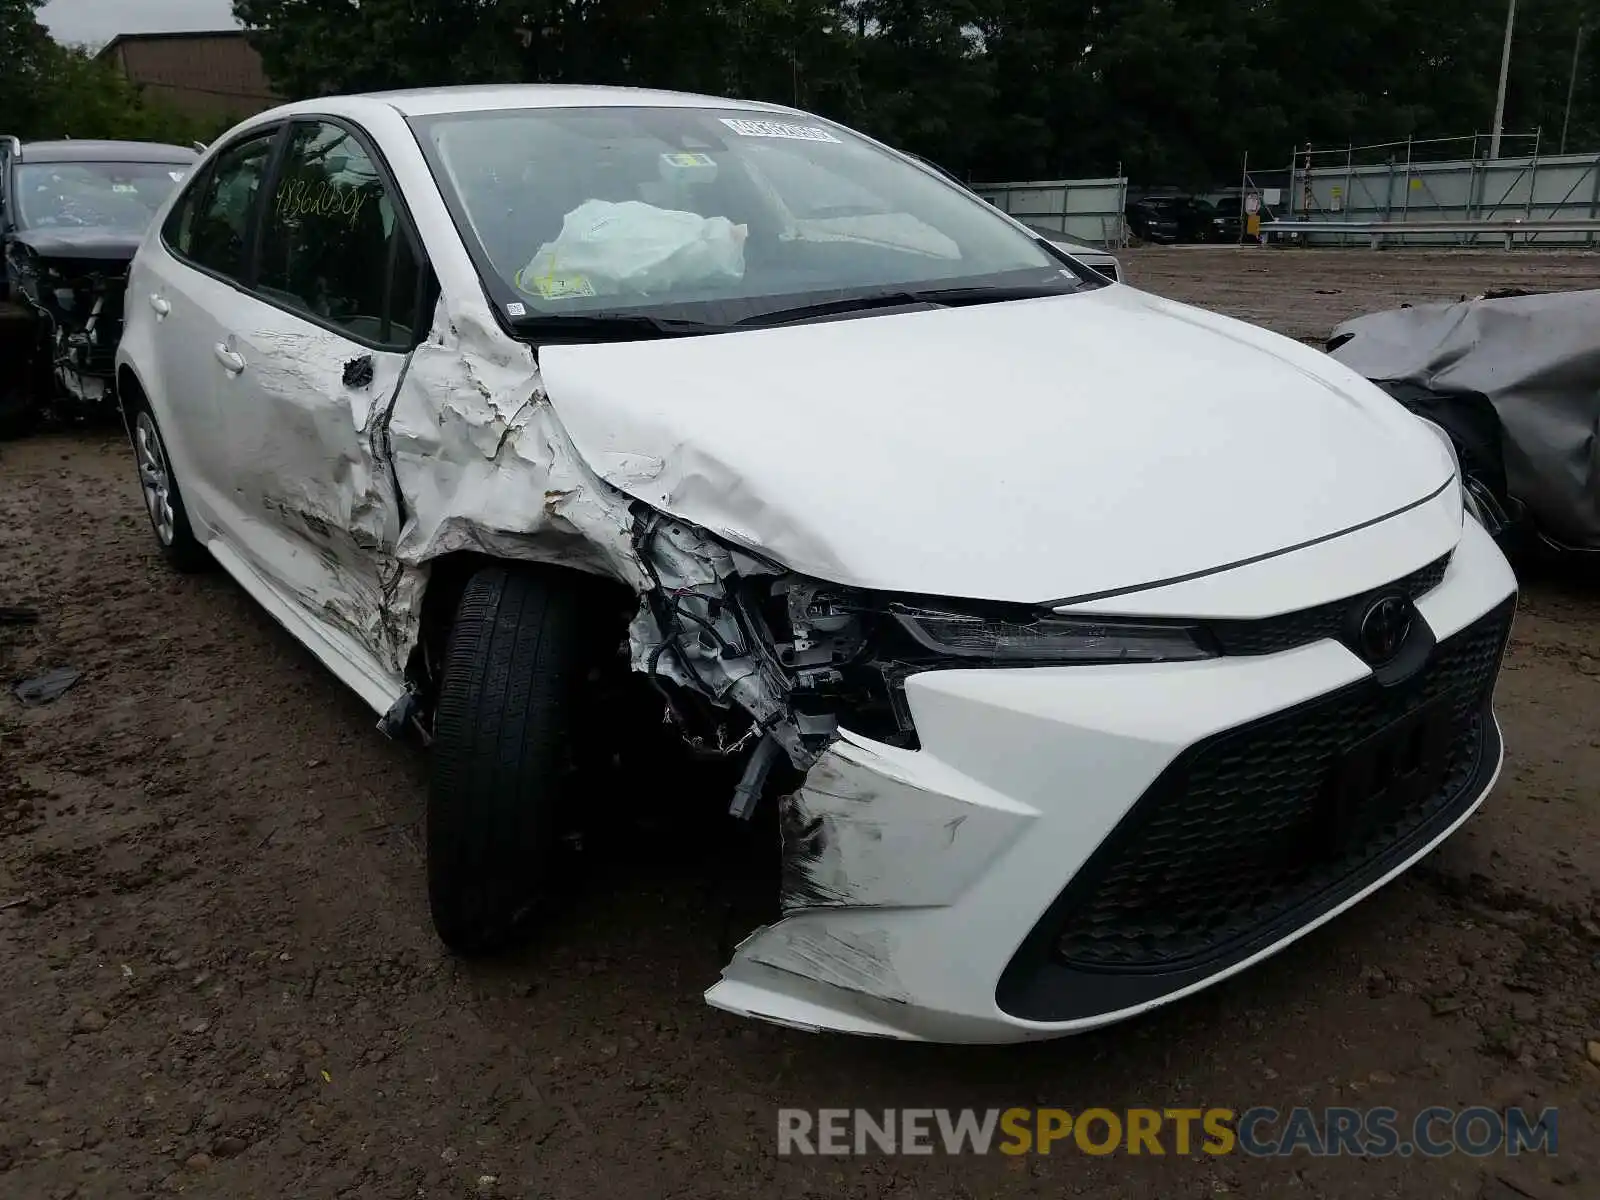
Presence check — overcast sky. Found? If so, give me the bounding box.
[40,0,240,48]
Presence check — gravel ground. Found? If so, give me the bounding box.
[1,248,1598,1200]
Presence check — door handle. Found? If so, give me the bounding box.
[149,294,170,317]
[213,343,245,374]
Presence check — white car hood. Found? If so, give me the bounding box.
[538,286,1453,604]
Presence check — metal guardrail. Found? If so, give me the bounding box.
[1261,217,1600,249]
[1285,145,1600,246]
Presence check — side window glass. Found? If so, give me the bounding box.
[184,133,275,280]
[258,121,421,347]
[161,165,210,257]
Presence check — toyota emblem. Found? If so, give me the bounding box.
[1358,595,1414,664]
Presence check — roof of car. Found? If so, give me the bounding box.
[345,83,801,119]
[18,139,198,164]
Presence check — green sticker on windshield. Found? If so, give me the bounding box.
[513,266,596,300]
[112,183,138,193]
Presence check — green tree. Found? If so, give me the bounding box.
[0,0,57,138]
[38,45,213,145]
[229,0,1600,187]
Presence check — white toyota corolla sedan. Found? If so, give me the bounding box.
[115,85,1517,1043]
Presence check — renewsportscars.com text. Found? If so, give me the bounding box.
[776,1106,1559,1158]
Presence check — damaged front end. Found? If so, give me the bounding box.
[623,509,1210,830]
[625,513,923,789]
[8,247,126,410]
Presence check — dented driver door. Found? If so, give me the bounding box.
[209,118,429,677]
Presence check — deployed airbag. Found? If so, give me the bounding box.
[516,199,747,298]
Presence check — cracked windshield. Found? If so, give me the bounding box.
[15,161,188,232]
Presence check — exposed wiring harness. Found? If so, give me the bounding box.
[632,510,775,759]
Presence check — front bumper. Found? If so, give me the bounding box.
[706,514,1518,1042]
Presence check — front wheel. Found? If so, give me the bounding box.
[427,565,594,955]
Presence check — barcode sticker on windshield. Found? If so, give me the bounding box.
[720,118,840,143]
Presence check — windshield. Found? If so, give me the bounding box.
[15,160,189,233]
[410,106,1086,326]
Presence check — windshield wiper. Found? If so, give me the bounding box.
[733,290,940,328]
[733,281,1085,329]
[915,281,1091,304]
[507,311,726,343]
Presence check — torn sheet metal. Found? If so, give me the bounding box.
[216,317,411,671]
[249,281,805,763]
[1328,290,1600,549]
[778,738,1033,911]
[7,232,136,418]
[722,736,1035,1013]
[622,515,804,759]
[379,298,650,667]
[743,924,911,1005]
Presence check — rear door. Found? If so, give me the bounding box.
[209,117,431,673]
[135,128,280,535]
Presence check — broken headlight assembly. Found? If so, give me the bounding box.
[759,588,1216,750]
[890,603,1213,663]
[629,512,1222,820]
[630,509,1219,762]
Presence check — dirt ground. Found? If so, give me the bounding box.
[1,248,1598,1200]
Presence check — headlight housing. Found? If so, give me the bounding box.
[1413,415,1521,535]
[1416,416,1470,525]
[891,603,1214,664]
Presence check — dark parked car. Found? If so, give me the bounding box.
[1,136,198,427]
[1182,196,1242,243]
[1123,196,1184,243]
[1126,195,1241,244]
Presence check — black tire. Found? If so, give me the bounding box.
[428,565,593,955]
[129,399,208,572]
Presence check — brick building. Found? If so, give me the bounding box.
[97,31,280,125]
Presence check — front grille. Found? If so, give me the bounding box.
[1207,553,1451,656]
[1047,598,1512,975]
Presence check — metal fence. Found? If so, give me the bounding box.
[972,176,1128,247]
[1281,135,1600,246]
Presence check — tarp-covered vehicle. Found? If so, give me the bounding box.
[1328,289,1600,558]
[0,137,197,431]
